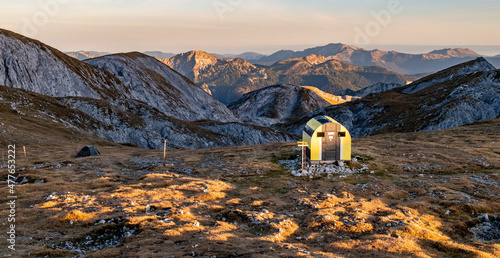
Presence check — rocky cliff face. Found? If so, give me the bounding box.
[0,29,123,99]
[59,97,253,149]
[280,58,500,137]
[0,85,294,149]
[350,83,403,98]
[85,52,237,122]
[161,50,227,81]
[162,51,274,104]
[228,84,332,127]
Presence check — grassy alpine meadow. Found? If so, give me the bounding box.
[1,118,499,257]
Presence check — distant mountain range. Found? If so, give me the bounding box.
[143,51,175,59]
[65,51,110,60]
[488,56,500,67]
[161,51,412,104]
[66,50,175,60]
[211,52,265,62]
[67,44,500,75]
[66,44,499,106]
[254,44,484,75]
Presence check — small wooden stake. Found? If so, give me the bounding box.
[23,146,27,167]
[163,140,167,166]
[297,142,308,170]
[302,146,306,170]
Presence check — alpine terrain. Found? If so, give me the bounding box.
[162,51,412,104]
[280,57,500,136]
[1,27,500,258]
[228,84,333,127]
[255,43,482,75]
[0,28,293,148]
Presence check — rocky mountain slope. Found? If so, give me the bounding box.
[348,82,403,98]
[0,85,293,149]
[0,28,293,148]
[301,86,358,105]
[228,84,332,127]
[85,52,236,122]
[255,43,482,75]
[0,29,124,99]
[267,54,412,94]
[161,51,276,104]
[161,51,411,104]
[279,58,500,137]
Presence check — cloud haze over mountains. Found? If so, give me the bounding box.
[2,0,499,54]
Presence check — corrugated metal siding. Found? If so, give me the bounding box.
[303,116,352,162]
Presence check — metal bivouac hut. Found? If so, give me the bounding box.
[303,116,351,163]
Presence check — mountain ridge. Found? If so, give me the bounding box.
[228,84,332,127]
[161,51,412,104]
[85,51,237,122]
[0,28,294,149]
[254,43,482,75]
[66,50,175,60]
[278,57,500,137]
[0,29,125,99]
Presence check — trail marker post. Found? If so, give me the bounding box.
[297,141,308,170]
[163,140,167,166]
[23,146,27,167]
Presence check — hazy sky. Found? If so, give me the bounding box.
[1,0,500,55]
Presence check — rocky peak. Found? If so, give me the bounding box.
[304,43,359,57]
[228,84,331,127]
[0,28,123,99]
[161,51,224,81]
[230,58,254,67]
[304,54,329,65]
[402,57,496,94]
[85,52,238,122]
[186,50,220,63]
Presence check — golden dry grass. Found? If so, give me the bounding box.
[1,119,500,257]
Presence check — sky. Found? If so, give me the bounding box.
[1,0,500,55]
